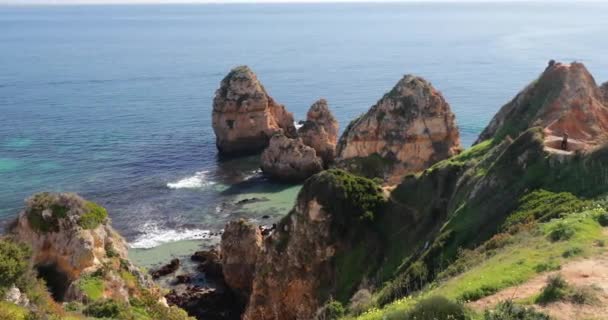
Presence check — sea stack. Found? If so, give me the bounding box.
[336,75,461,184]
[212,66,297,156]
[298,99,339,165]
[260,133,324,182]
[477,61,608,152]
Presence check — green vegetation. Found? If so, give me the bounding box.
[338,153,397,181]
[352,209,607,320]
[535,274,599,305]
[78,201,108,230]
[320,300,346,320]
[483,300,549,320]
[77,274,105,301]
[384,296,469,320]
[83,299,125,318]
[547,221,576,242]
[0,239,30,290]
[503,190,590,229]
[26,193,70,233]
[0,301,29,320]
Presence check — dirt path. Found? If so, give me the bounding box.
[469,255,608,320]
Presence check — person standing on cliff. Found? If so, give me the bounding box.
[561,131,569,150]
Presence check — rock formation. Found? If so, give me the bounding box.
[298,99,339,165]
[10,192,152,303]
[260,133,324,181]
[220,220,262,298]
[238,170,385,320]
[335,75,461,184]
[477,61,608,151]
[212,66,297,155]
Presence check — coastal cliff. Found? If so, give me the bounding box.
[2,192,192,320]
[336,75,461,184]
[212,66,296,156]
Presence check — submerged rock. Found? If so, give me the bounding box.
[298,99,339,165]
[151,258,180,279]
[336,75,461,184]
[212,65,297,156]
[260,133,324,181]
[477,61,608,150]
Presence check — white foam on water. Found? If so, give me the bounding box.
[129,222,211,249]
[167,170,214,189]
[295,121,304,130]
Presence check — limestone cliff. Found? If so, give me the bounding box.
[10,192,154,303]
[241,170,386,320]
[212,66,297,155]
[260,133,324,182]
[220,220,262,298]
[298,99,339,165]
[476,61,608,151]
[336,75,461,184]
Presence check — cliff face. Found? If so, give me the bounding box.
[477,62,608,150]
[235,170,385,320]
[10,193,155,304]
[298,99,339,165]
[220,220,262,298]
[336,75,461,184]
[12,193,127,282]
[212,66,296,155]
[260,134,324,182]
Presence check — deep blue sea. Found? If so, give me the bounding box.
[2,2,608,262]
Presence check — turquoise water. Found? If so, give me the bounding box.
[1,2,608,257]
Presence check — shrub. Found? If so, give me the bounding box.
[78,201,108,230]
[0,239,30,290]
[561,247,583,258]
[83,299,125,318]
[26,193,70,233]
[533,260,560,273]
[386,296,468,320]
[315,300,345,320]
[459,285,499,302]
[547,222,575,242]
[535,274,568,304]
[77,275,104,301]
[484,300,550,320]
[596,212,608,226]
[348,289,373,315]
[569,285,599,305]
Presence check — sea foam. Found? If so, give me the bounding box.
[167,170,214,189]
[129,222,211,249]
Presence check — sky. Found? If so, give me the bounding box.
[0,0,584,5]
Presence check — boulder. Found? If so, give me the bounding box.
[260,134,324,182]
[220,220,262,297]
[476,61,608,150]
[151,258,180,279]
[298,99,339,165]
[212,66,296,155]
[336,75,461,184]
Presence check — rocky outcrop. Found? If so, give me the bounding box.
[220,220,262,298]
[241,170,386,320]
[336,75,461,184]
[600,82,608,105]
[477,61,608,150]
[212,66,297,155]
[10,192,152,303]
[260,134,324,181]
[298,99,339,165]
[11,192,127,281]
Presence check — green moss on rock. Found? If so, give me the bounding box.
[78,201,108,230]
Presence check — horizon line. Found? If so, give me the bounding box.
[0,0,597,7]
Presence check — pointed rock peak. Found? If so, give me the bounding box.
[306,98,335,123]
[477,61,608,151]
[212,66,296,155]
[336,74,461,184]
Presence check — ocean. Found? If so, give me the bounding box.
[1,1,608,266]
